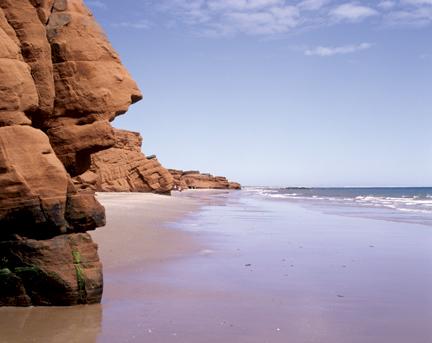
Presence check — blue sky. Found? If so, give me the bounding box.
[85,0,432,187]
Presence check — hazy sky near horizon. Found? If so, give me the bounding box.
[86,0,431,187]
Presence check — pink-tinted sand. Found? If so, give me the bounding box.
[1,190,431,343]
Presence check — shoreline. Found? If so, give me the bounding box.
[1,190,431,343]
[92,190,235,272]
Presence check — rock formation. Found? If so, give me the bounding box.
[0,0,141,306]
[90,129,174,194]
[90,130,241,194]
[228,182,242,190]
[169,170,241,190]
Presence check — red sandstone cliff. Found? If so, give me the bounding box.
[90,130,241,194]
[169,169,241,190]
[0,0,141,306]
[90,129,174,194]
[0,0,240,307]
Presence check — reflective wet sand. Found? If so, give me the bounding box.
[1,191,431,343]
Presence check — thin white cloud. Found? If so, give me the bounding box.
[164,0,302,36]
[384,5,432,26]
[224,7,300,35]
[112,20,152,29]
[128,0,432,35]
[401,0,432,5]
[305,42,373,56]
[331,3,379,22]
[156,1,376,36]
[378,1,396,10]
[298,0,330,11]
[207,0,285,11]
[86,0,107,10]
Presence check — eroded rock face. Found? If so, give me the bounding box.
[0,0,141,306]
[45,0,142,176]
[0,233,102,306]
[0,125,68,238]
[91,129,174,194]
[0,6,38,127]
[169,169,241,190]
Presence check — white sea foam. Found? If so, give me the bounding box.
[250,188,432,215]
[353,195,432,214]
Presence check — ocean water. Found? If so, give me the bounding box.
[246,187,432,227]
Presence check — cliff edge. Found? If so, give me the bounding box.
[169,169,241,190]
[90,129,174,194]
[0,0,141,306]
[90,129,241,194]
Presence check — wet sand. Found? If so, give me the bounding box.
[1,190,432,343]
[91,192,204,270]
[0,192,203,343]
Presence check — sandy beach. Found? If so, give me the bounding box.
[91,192,204,270]
[0,192,203,343]
[1,1,430,342]
[1,190,432,343]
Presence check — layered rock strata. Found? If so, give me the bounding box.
[169,170,241,190]
[90,129,174,194]
[90,128,241,194]
[0,0,141,306]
